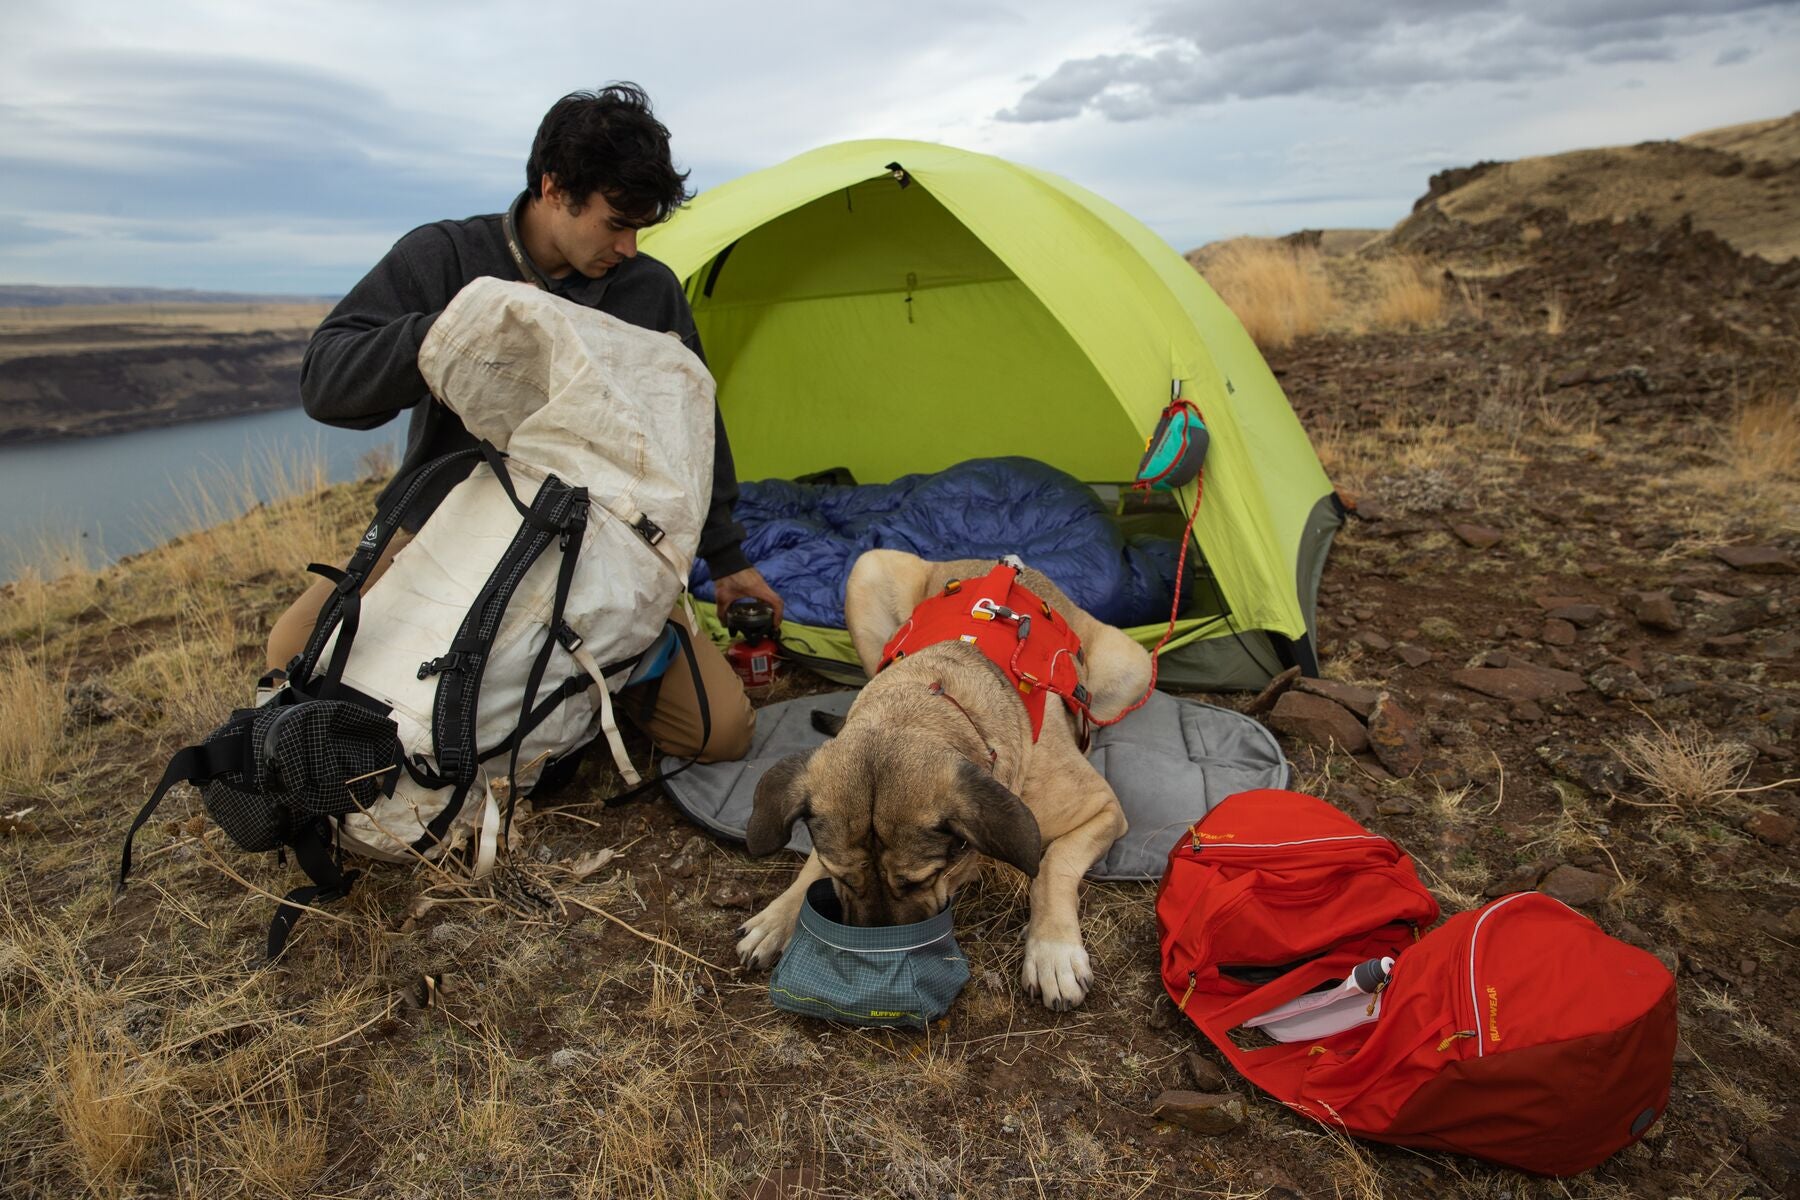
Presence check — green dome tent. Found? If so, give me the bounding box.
[640,139,1341,689]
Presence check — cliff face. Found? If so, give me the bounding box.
[0,302,327,441]
[0,332,308,442]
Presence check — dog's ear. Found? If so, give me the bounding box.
[746,751,814,857]
[942,759,1042,879]
[810,709,845,738]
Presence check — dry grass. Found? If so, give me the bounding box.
[1673,390,1800,537]
[162,447,340,587]
[52,1016,171,1196]
[1608,716,1757,813]
[0,646,69,796]
[1543,290,1568,336]
[1364,255,1445,331]
[194,1069,327,1199]
[1197,239,1336,350]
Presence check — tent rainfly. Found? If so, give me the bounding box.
[640,140,1341,690]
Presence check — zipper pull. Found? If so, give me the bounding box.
[1178,970,1197,1012]
[1436,1030,1477,1052]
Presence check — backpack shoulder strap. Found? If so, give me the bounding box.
[288,445,487,690]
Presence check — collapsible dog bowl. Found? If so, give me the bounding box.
[769,879,969,1029]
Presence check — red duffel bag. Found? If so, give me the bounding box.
[1157,788,1676,1177]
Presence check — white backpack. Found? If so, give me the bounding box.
[122,278,714,951]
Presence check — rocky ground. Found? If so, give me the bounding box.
[1,208,1796,1198]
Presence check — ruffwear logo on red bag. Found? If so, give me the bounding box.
[1485,985,1502,1043]
[1192,830,1237,841]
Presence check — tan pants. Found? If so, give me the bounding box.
[264,533,755,764]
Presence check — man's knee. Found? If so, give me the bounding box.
[671,685,756,764]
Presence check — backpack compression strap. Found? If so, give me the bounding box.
[265,817,360,960]
[411,449,587,851]
[288,445,486,692]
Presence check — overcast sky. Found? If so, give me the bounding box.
[2,0,1795,294]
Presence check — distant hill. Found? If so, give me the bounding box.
[1384,112,1800,263]
[0,284,339,308]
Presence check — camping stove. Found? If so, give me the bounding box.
[723,598,780,696]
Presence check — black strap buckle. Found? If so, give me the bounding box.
[418,651,479,680]
[631,513,665,546]
[561,505,589,551]
[555,622,584,652]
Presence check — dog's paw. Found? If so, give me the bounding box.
[735,901,800,970]
[1021,938,1093,1012]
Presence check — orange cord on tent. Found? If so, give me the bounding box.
[1071,397,1204,729]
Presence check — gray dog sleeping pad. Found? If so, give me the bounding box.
[662,690,1288,881]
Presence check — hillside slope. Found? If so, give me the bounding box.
[1388,112,1800,263]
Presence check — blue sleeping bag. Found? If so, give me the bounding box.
[690,457,1190,630]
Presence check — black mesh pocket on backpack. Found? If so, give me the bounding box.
[202,701,401,852]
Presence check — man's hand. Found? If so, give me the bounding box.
[713,566,785,628]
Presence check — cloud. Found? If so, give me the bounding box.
[0,215,74,248]
[0,48,511,229]
[997,0,1800,122]
[1715,44,1755,62]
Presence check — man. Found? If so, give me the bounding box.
[266,83,778,762]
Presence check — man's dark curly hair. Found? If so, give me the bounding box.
[526,83,694,226]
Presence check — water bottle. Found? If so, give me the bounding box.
[1242,956,1395,1043]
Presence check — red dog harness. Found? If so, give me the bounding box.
[878,560,1088,743]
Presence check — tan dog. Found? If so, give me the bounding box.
[736,549,1153,1010]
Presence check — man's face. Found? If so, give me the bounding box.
[541,177,644,279]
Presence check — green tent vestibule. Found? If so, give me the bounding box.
[640,140,1341,690]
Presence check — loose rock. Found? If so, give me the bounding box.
[1540,619,1577,646]
[1451,522,1504,549]
[1295,676,1380,718]
[1396,644,1434,668]
[1745,1129,1800,1186]
[1185,1053,1228,1092]
[1484,860,1553,898]
[1451,665,1587,703]
[1151,1090,1246,1136]
[1269,691,1369,753]
[1244,665,1302,715]
[1625,591,1683,633]
[1587,663,1657,703]
[1744,811,1796,847]
[65,678,129,729]
[1539,865,1613,907]
[666,835,709,879]
[1707,595,1781,636]
[1713,545,1797,574]
[1546,603,1606,628]
[1367,694,1423,776]
[1377,797,1415,816]
[708,883,754,909]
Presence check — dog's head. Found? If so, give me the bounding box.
[746,731,1041,927]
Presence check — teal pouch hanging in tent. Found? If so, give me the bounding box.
[769,880,968,1028]
[1134,397,1208,492]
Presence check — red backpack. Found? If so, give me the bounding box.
[1157,789,1676,1177]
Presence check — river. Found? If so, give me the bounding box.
[0,407,405,583]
